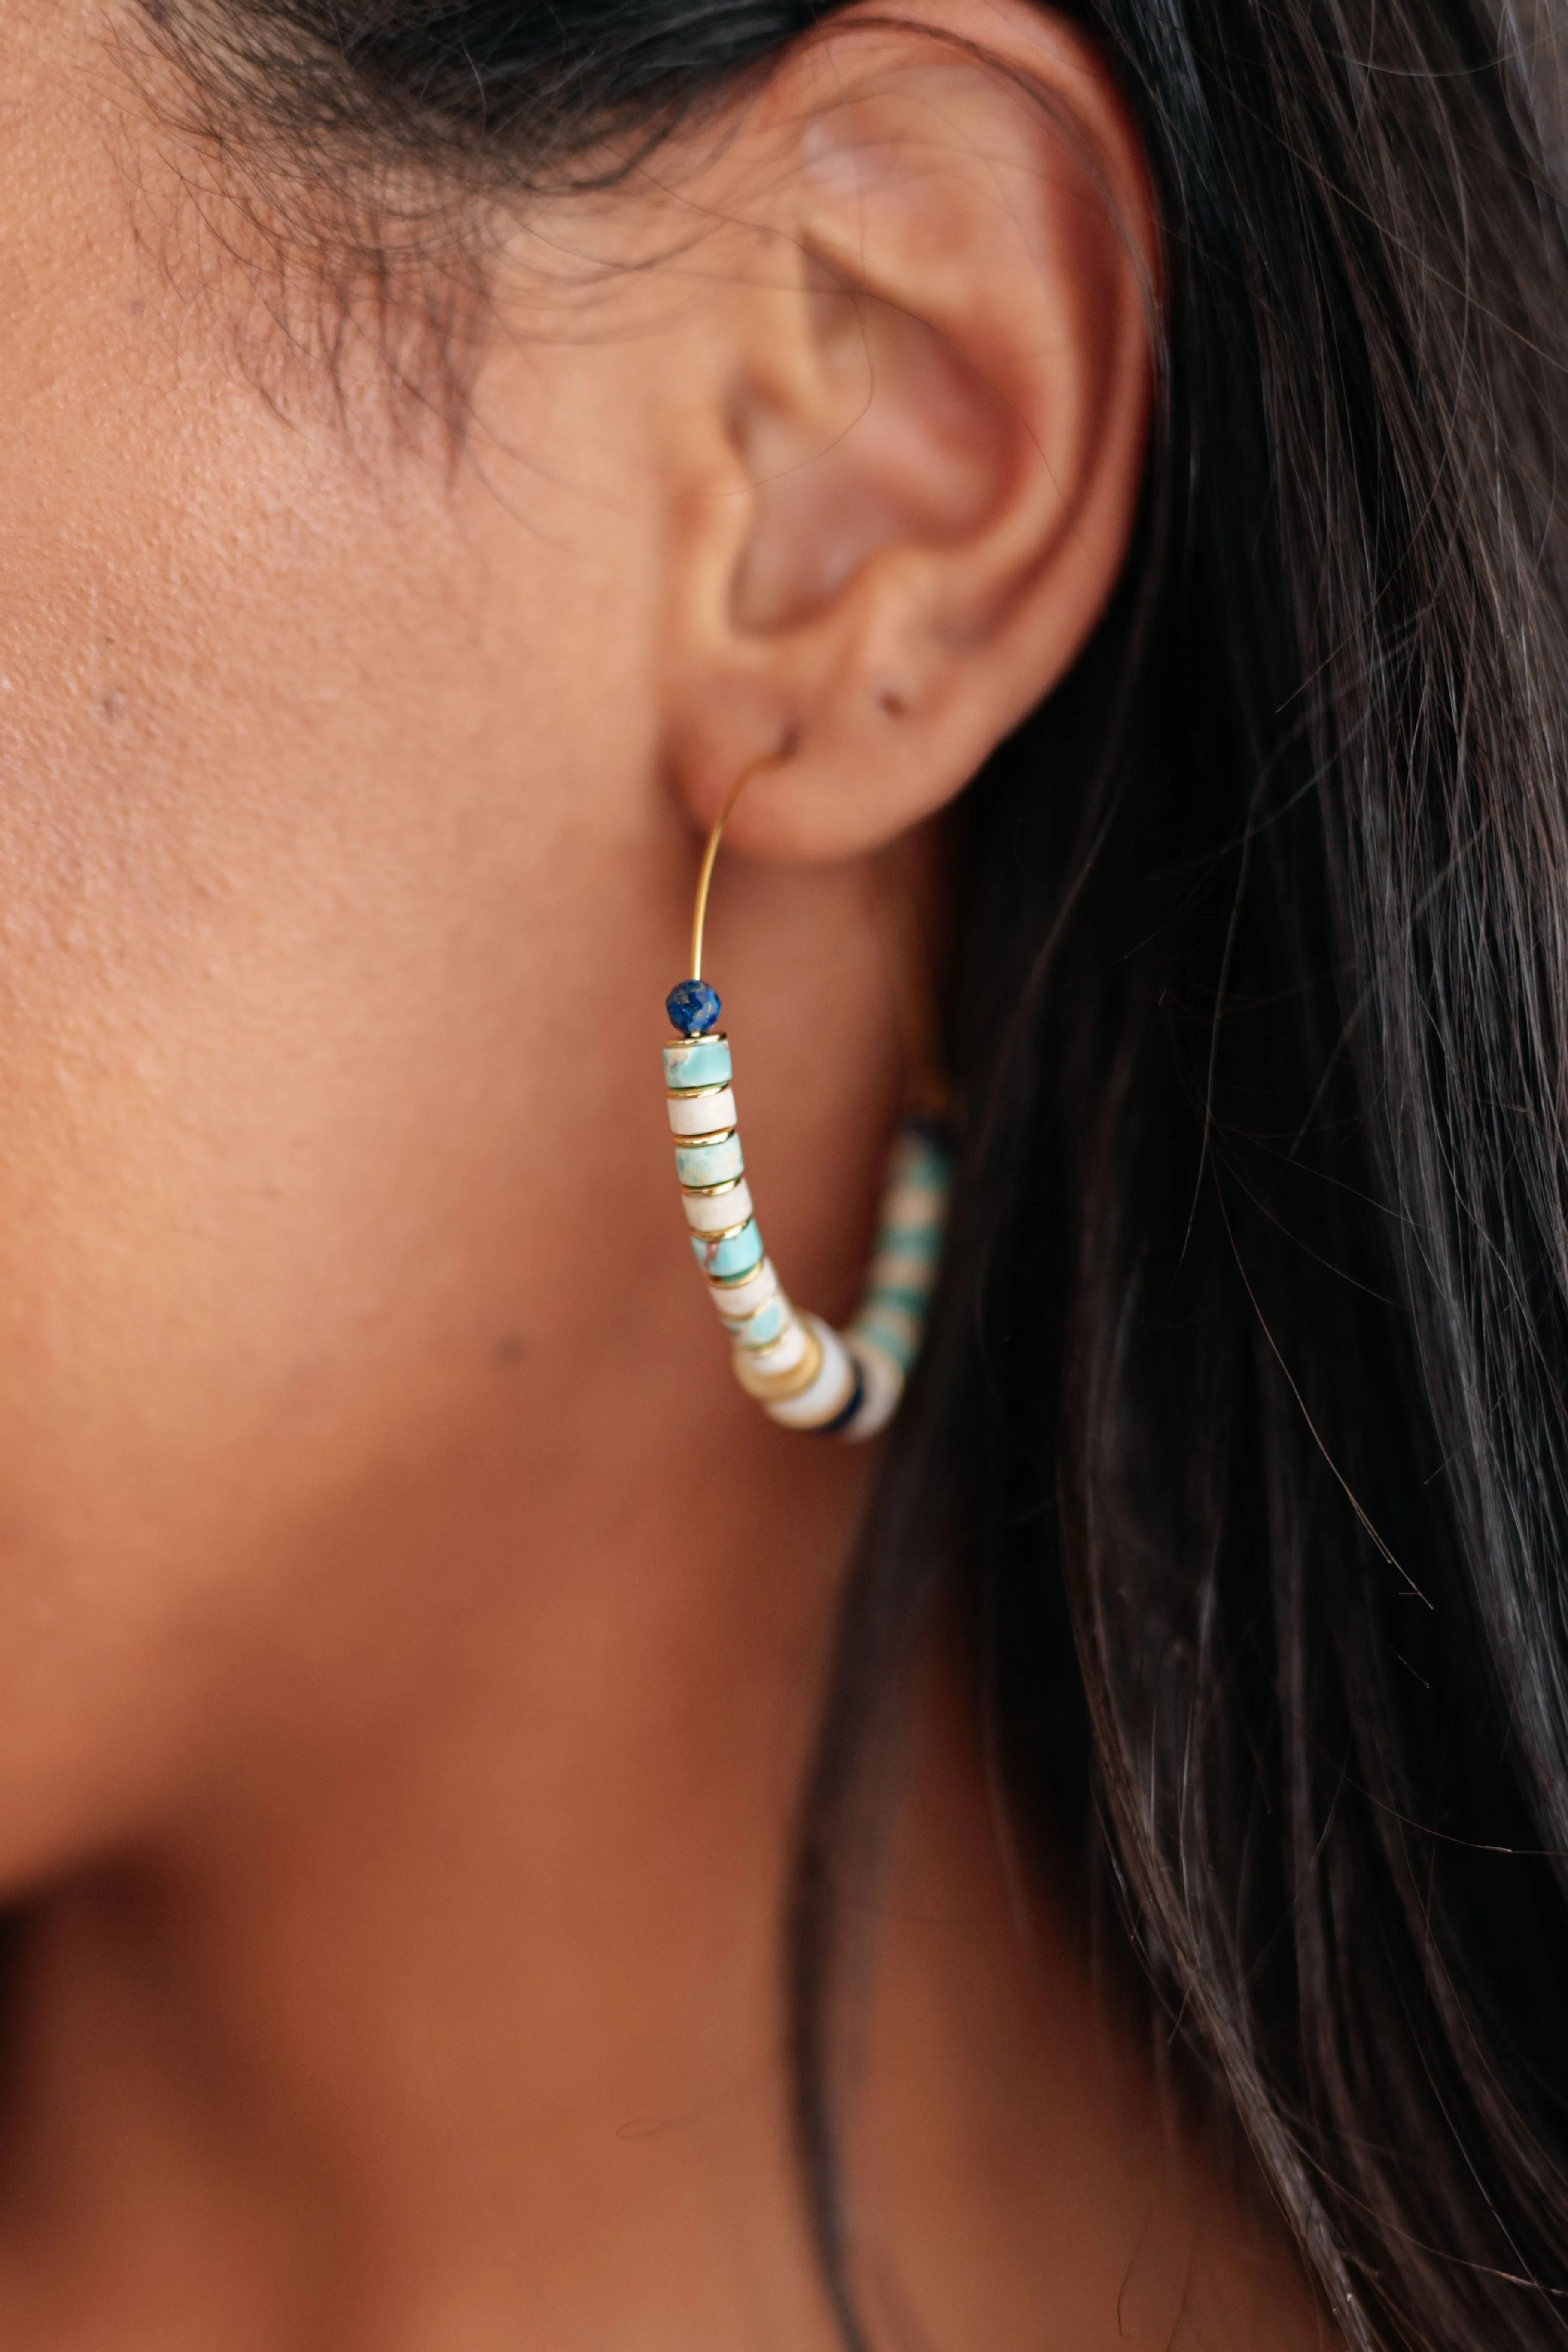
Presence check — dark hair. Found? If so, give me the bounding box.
[142,1,1568,2343]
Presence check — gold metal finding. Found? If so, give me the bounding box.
[689,756,776,982]
[732,1324,826,1401]
[706,1263,774,1293]
[688,755,947,1129]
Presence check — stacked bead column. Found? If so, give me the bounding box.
[664,1028,865,1433]
[843,1116,952,1432]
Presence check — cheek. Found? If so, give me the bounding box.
[0,20,685,1877]
[0,435,672,1890]
[0,651,671,1882]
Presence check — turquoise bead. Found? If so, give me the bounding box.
[693,1221,765,1280]
[864,1281,929,1314]
[664,1035,732,1092]
[855,1308,919,1373]
[676,1133,743,1187]
[875,1222,944,1260]
[724,1294,788,1348]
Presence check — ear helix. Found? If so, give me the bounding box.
[661,767,952,1440]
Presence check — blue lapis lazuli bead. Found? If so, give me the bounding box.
[666,977,722,1036]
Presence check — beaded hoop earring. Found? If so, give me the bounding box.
[662,768,952,1440]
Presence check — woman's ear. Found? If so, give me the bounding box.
[654,0,1156,861]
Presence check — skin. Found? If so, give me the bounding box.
[0,1,1327,2344]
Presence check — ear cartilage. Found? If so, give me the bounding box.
[663,1009,951,1441]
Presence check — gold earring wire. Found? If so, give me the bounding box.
[688,755,949,1116]
[688,755,773,984]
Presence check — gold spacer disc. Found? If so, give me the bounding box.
[732,1324,824,1402]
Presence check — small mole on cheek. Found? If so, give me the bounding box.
[98,690,128,723]
[494,1333,526,1366]
[127,299,146,318]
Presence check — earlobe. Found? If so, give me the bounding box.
[659,0,1155,863]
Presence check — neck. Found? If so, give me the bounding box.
[0,1389,871,2347]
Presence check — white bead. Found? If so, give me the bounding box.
[879,1181,945,1233]
[683,1179,754,1234]
[864,1247,936,1295]
[840,1336,904,1441]
[706,1258,779,1319]
[762,1315,858,1430]
[667,1087,737,1138]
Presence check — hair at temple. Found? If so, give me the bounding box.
[136,3,1568,2344]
